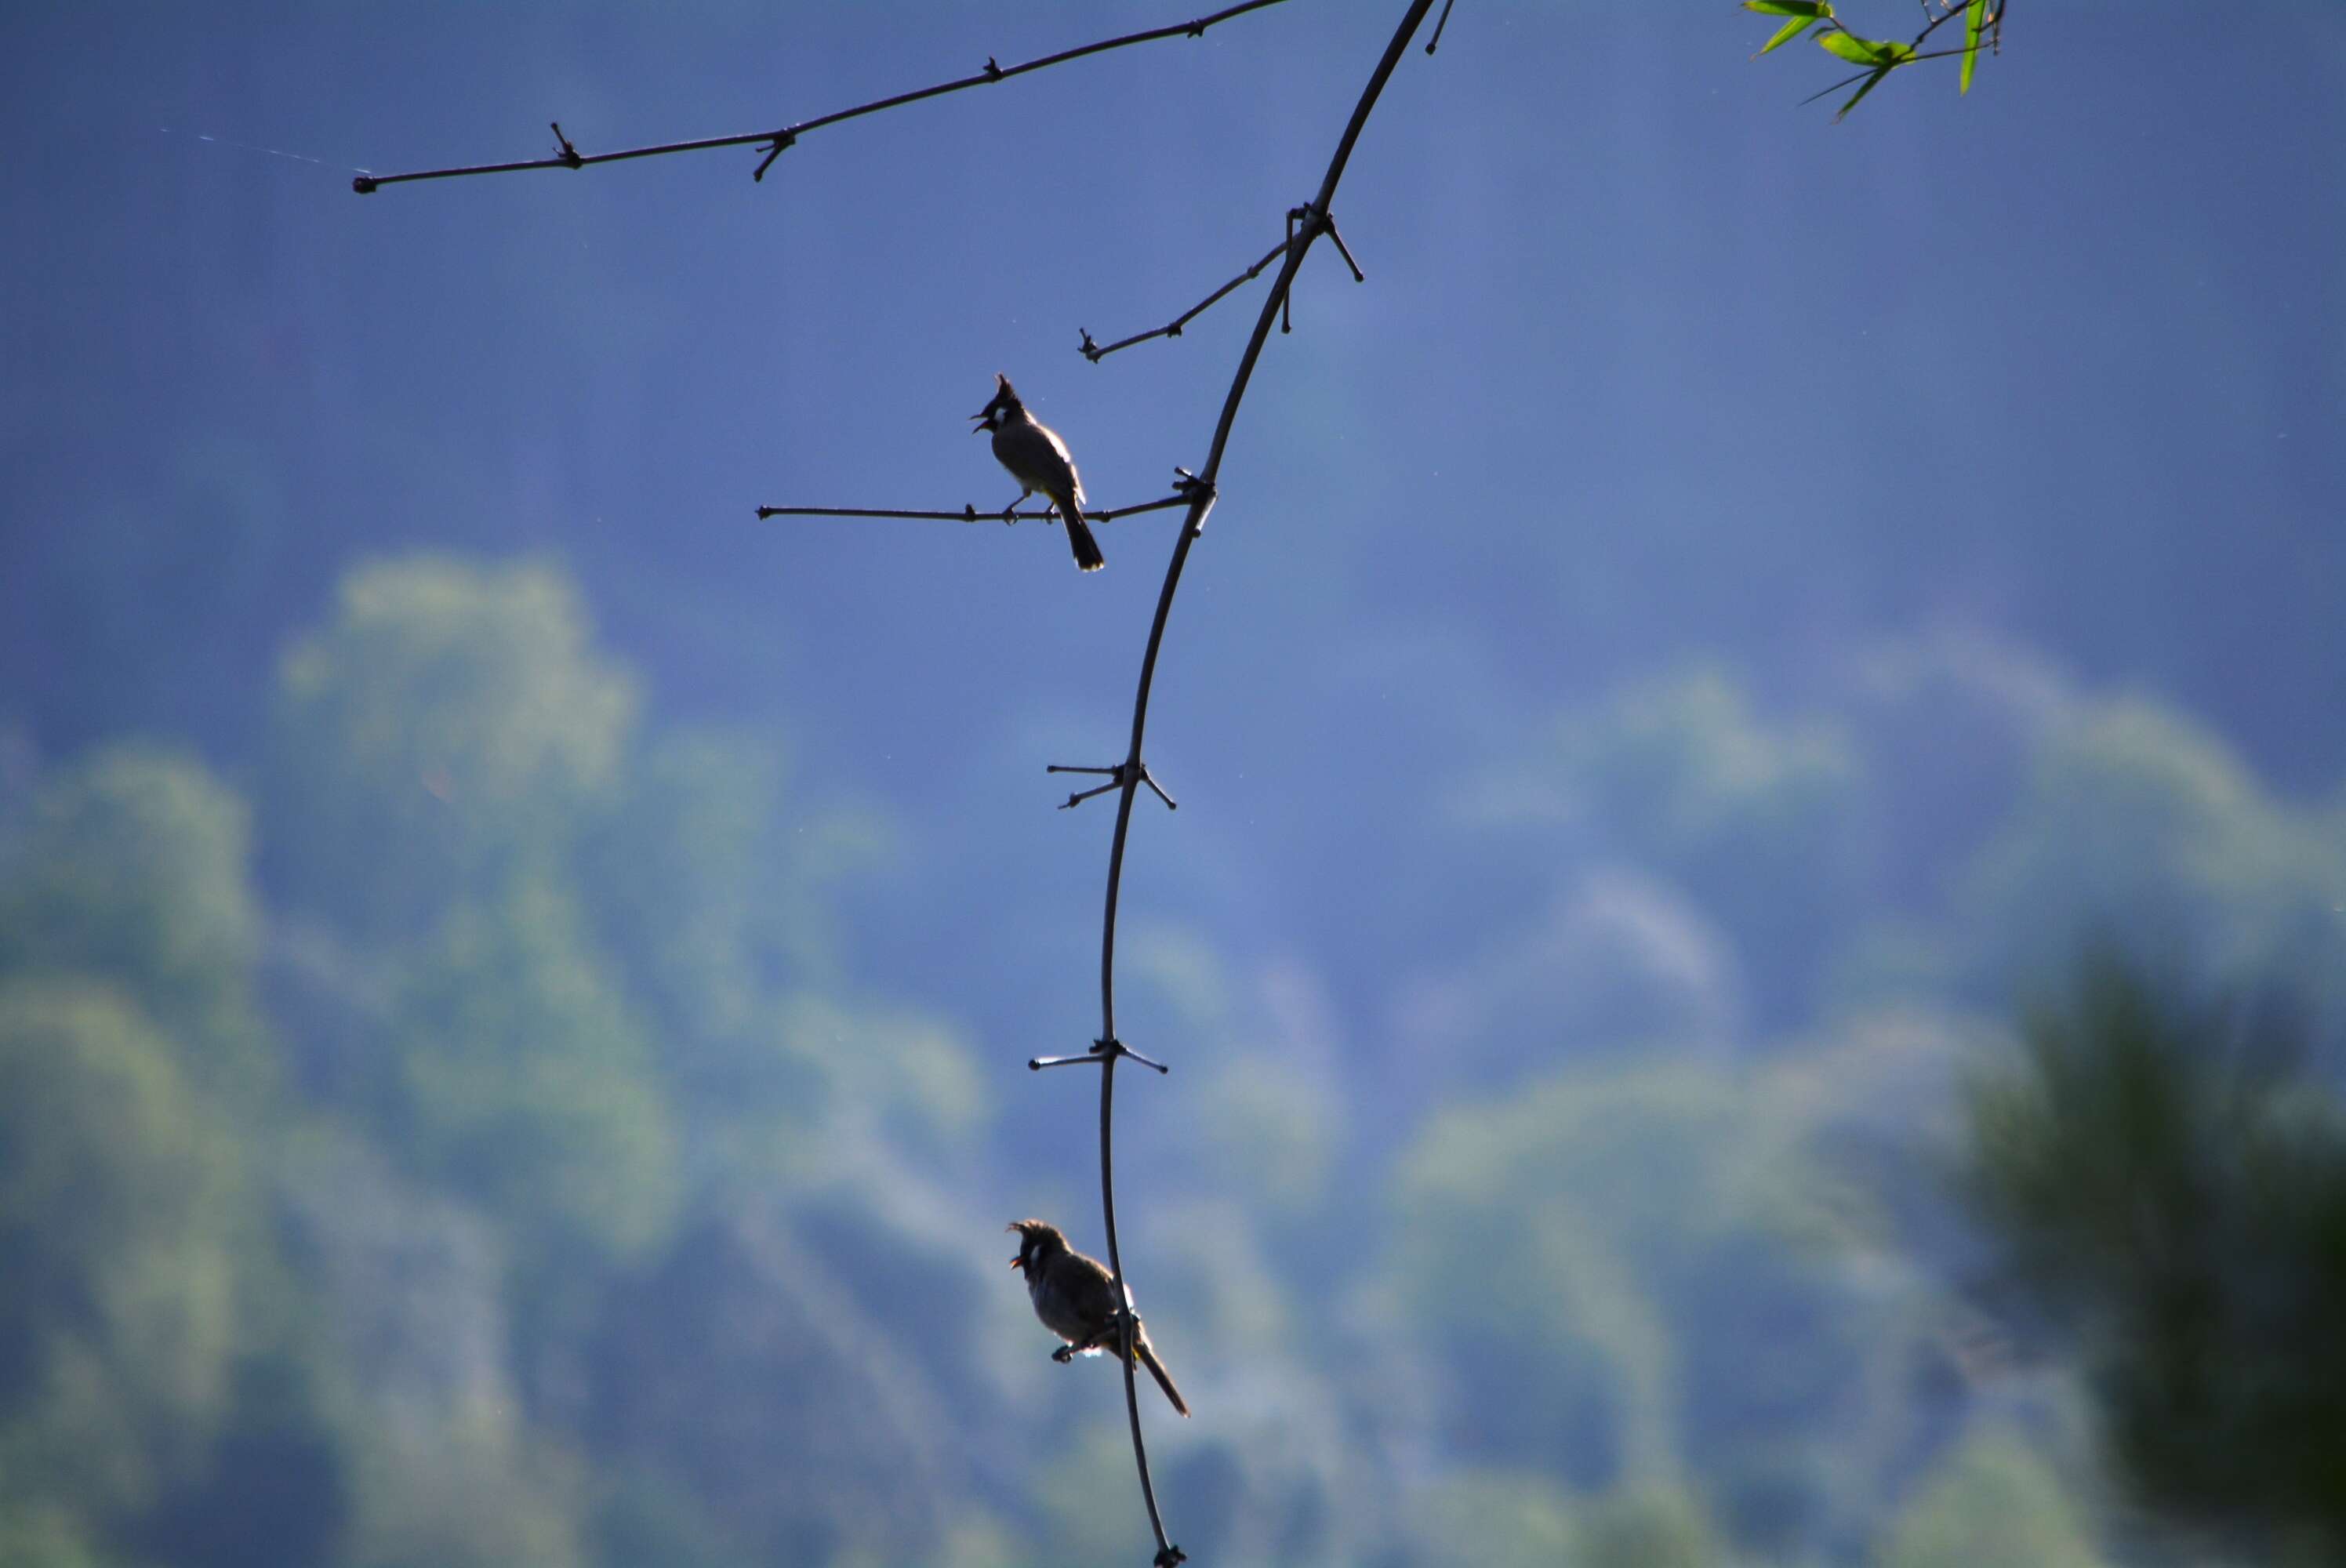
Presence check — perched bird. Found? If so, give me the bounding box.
[972,374,1105,572]
[1007,1219,1189,1416]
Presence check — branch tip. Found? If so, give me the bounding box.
[1425,0,1459,54]
[351,174,378,194]
[1322,212,1366,281]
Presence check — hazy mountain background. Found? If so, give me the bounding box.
[2,4,2341,1564]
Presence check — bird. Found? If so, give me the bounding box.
[972,374,1105,572]
[1007,1219,1189,1416]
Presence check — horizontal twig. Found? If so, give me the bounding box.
[753,494,1192,524]
[353,0,1292,194]
[1080,236,1293,362]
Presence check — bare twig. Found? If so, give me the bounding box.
[753,493,1193,524]
[351,0,1293,194]
[1079,236,1293,363]
[1080,198,1371,364]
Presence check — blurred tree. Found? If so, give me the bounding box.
[1405,1470,1575,1568]
[335,1404,586,1568]
[1873,1430,2109,1568]
[583,1206,962,1566]
[1957,700,2346,1065]
[1478,667,1868,1030]
[0,981,244,1519]
[1963,955,2346,1558]
[1843,630,2071,913]
[1573,1481,1725,1567]
[387,874,678,1266]
[265,556,636,944]
[1392,1058,1945,1559]
[0,1506,111,1568]
[0,745,267,1105]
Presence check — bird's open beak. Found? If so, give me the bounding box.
[1009,1254,1024,1270]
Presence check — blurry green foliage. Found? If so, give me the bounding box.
[1963,956,2346,1555]
[0,746,267,1103]
[13,543,2333,1567]
[1574,1481,1726,1567]
[1959,701,2346,1041]
[336,1406,586,1568]
[0,981,245,1516]
[1875,1432,2108,1568]
[0,1506,111,1568]
[266,556,637,942]
[1407,1469,1575,1567]
[1540,666,1868,1024]
[1393,1062,1884,1505]
[389,875,680,1264]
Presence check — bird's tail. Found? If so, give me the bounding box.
[1062,500,1106,572]
[1135,1340,1189,1417]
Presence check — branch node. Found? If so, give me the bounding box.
[1047,760,1174,812]
[1185,20,1207,38]
[1171,468,1215,503]
[550,122,583,169]
[352,174,379,194]
[963,503,979,521]
[983,55,1004,79]
[1079,328,1104,362]
[1155,1548,1189,1568]
[752,129,797,183]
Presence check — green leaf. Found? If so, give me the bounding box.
[1836,65,1891,120]
[1743,0,1828,16]
[1961,0,1986,93]
[1819,32,1913,67]
[1754,15,1818,57]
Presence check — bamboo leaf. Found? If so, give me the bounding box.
[1755,15,1818,56]
[1836,64,1890,119]
[1820,33,1915,67]
[1961,0,1986,93]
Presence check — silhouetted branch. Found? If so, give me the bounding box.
[358,7,1436,1560]
[1077,6,1436,1556]
[1080,202,1372,362]
[753,493,1193,524]
[351,0,1293,194]
[1080,236,1292,362]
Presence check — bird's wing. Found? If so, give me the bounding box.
[1039,423,1086,506]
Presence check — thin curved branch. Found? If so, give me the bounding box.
[351,0,1293,194]
[1077,4,1438,1560]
